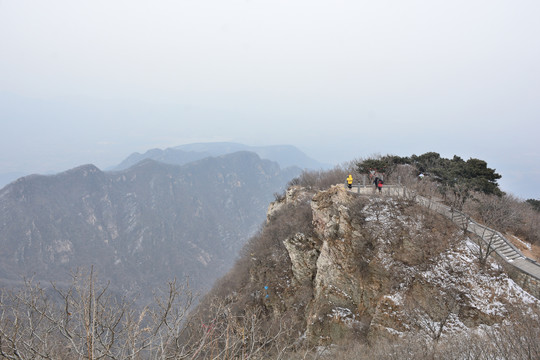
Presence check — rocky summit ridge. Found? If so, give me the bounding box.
[208,184,539,347]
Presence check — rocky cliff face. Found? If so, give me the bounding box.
[212,185,539,345]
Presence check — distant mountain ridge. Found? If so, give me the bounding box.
[114,142,329,171]
[0,171,27,191]
[0,151,299,300]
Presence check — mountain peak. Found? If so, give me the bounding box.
[65,163,101,175]
[0,152,300,303]
[199,184,539,349]
[113,142,329,171]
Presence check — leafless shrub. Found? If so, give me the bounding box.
[288,164,357,190]
[245,201,313,279]
[362,198,386,223]
[465,193,521,232]
[404,283,466,344]
[392,164,418,187]
[408,176,540,247]
[317,304,540,360]
[320,330,514,360]
[320,334,432,360]
[383,201,459,266]
[488,304,540,360]
[273,191,286,202]
[465,229,502,269]
[199,200,315,333]
[348,196,369,225]
[181,293,307,359]
[0,268,195,360]
[408,179,443,202]
[463,192,540,245]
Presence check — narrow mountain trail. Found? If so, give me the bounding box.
[348,184,540,296]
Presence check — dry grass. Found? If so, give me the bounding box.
[506,233,540,261]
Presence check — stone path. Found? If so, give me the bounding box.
[348,184,540,283]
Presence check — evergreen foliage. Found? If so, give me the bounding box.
[356,155,408,178]
[356,152,503,199]
[527,199,540,212]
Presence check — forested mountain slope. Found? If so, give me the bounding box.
[0,151,298,300]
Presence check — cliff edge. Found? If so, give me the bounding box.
[204,185,539,347]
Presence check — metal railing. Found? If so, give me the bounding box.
[345,183,540,289]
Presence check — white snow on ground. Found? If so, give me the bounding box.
[328,284,353,301]
[419,240,537,318]
[384,292,405,307]
[512,235,532,250]
[365,198,540,338]
[328,307,360,328]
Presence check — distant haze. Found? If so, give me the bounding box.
[1,1,539,199]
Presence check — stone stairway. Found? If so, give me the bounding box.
[465,220,524,262]
[347,184,540,297]
[450,211,470,231]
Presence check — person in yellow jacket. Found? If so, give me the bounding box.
[346,174,353,189]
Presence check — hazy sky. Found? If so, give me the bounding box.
[1,0,539,199]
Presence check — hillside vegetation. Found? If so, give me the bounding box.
[185,155,540,358]
[355,152,540,247]
[1,154,539,359]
